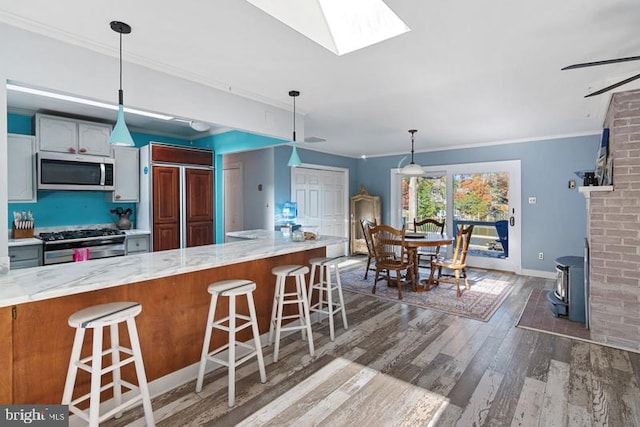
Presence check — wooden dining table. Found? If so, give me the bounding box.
[404,232,453,291]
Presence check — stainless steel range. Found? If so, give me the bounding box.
[37,228,126,265]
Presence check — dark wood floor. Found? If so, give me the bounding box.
[103,270,640,426]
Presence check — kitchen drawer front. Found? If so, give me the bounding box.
[9,245,43,269]
[126,236,150,254]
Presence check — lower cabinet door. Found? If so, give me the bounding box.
[126,235,150,254]
[186,222,214,247]
[153,223,180,251]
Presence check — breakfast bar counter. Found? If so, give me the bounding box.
[0,231,345,404]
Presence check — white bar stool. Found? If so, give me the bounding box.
[62,302,155,427]
[308,256,349,341]
[195,279,266,407]
[268,265,315,362]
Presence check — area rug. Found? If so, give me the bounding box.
[338,266,513,322]
[516,288,592,342]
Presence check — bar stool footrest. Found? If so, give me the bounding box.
[68,379,142,423]
[279,324,309,332]
[76,346,135,374]
[212,320,254,333]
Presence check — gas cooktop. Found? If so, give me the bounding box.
[38,228,124,242]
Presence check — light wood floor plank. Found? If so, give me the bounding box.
[236,347,366,426]
[568,402,593,427]
[538,359,570,427]
[446,335,503,408]
[411,316,470,367]
[568,340,593,411]
[455,369,504,427]
[510,377,545,427]
[429,325,494,396]
[590,344,640,426]
[440,318,482,356]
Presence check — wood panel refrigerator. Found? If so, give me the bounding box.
[138,143,215,251]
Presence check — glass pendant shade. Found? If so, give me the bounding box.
[400,162,424,175]
[288,144,302,167]
[108,103,135,146]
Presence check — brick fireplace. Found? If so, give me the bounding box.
[586,88,640,352]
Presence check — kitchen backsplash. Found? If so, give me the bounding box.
[9,192,136,229]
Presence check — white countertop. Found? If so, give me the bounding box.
[8,238,42,247]
[226,230,275,240]
[0,230,346,308]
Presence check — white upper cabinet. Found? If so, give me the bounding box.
[7,134,36,202]
[36,113,112,156]
[78,122,112,156]
[112,146,140,202]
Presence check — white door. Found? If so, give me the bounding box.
[292,166,349,257]
[223,163,243,239]
[448,161,521,273]
[391,160,521,273]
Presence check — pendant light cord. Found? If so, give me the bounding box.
[119,32,123,91]
[118,32,124,104]
[292,93,296,142]
[409,129,417,163]
[289,90,300,142]
[110,21,131,105]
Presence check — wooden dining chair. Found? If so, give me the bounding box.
[369,224,415,300]
[360,218,377,280]
[413,218,446,268]
[427,224,474,297]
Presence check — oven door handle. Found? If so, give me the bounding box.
[44,243,125,265]
[89,247,126,259]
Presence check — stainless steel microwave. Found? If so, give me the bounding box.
[37,152,115,191]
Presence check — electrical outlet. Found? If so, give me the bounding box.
[528,197,537,204]
[538,252,544,260]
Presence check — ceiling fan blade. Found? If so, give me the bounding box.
[562,55,640,70]
[585,72,640,98]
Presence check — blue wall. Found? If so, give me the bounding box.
[356,135,599,272]
[195,131,288,241]
[7,113,191,229]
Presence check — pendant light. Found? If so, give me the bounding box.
[108,21,135,147]
[287,90,302,167]
[400,129,424,175]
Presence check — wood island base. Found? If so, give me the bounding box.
[1,247,324,405]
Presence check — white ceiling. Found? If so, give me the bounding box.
[2,0,640,158]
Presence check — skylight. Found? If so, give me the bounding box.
[246,0,410,56]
